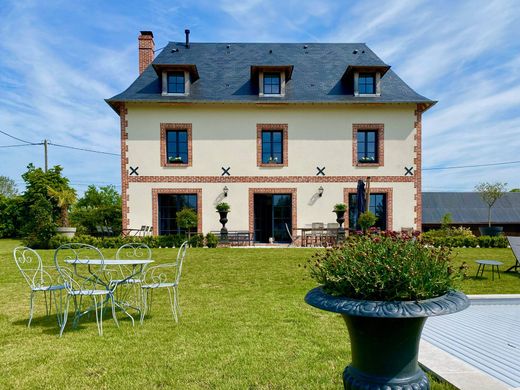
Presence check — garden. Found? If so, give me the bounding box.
[1,236,519,389]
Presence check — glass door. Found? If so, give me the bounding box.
[253,194,292,243]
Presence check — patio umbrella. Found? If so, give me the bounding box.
[356,179,366,227]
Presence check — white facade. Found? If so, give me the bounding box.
[121,102,422,239]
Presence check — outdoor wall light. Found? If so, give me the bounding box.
[223,186,229,197]
[318,186,324,197]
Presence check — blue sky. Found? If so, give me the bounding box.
[1,0,519,194]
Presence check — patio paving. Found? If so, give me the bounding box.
[420,295,520,390]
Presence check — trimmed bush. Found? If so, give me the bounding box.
[205,232,219,248]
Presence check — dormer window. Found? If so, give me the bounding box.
[167,71,185,94]
[359,73,375,94]
[263,73,281,95]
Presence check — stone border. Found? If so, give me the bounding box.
[151,188,202,235]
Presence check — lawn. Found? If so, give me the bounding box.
[0,239,517,389]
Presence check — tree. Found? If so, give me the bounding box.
[441,213,453,230]
[70,185,122,234]
[358,211,377,232]
[0,176,17,197]
[511,189,520,193]
[47,187,77,227]
[0,194,23,238]
[475,182,507,227]
[176,208,198,235]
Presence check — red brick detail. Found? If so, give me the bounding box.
[413,104,428,231]
[151,188,203,236]
[256,123,288,167]
[343,187,393,231]
[248,188,297,239]
[160,123,193,168]
[120,104,130,230]
[352,123,384,167]
[128,175,414,183]
[138,32,154,75]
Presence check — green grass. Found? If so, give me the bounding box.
[0,239,517,389]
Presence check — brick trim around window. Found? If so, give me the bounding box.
[248,188,297,239]
[256,123,288,167]
[343,187,393,231]
[152,188,202,235]
[352,123,384,167]
[160,123,193,167]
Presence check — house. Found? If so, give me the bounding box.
[106,30,435,242]
[422,192,520,235]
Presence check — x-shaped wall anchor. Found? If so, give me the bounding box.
[404,166,414,176]
[316,166,326,176]
[129,166,139,176]
[221,167,231,176]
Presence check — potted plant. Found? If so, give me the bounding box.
[357,210,377,232]
[216,202,230,241]
[305,233,469,389]
[333,203,347,234]
[168,156,183,164]
[47,186,77,238]
[176,208,198,242]
[475,182,507,236]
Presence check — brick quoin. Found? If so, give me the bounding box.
[248,188,297,238]
[414,103,428,231]
[120,103,130,230]
[343,187,393,231]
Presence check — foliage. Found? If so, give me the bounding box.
[333,203,347,212]
[48,233,198,249]
[308,233,463,301]
[0,195,23,238]
[440,213,453,229]
[176,208,198,231]
[189,233,205,248]
[421,230,508,248]
[19,164,75,247]
[357,211,377,231]
[422,226,475,239]
[205,232,219,248]
[47,186,77,227]
[475,182,507,227]
[0,176,18,197]
[216,202,230,212]
[510,189,520,192]
[69,185,122,235]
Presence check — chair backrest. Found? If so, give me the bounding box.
[54,243,105,293]
[285,223,294,242]
[175,241,188,285]
[311,222,324,232]
[145,241,187,286]
[13,247,47,289]
[327,223,339,230]
[507,237,520,261]
[96,226,103,233]
[116,243,152,260]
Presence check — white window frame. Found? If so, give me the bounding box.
[259,71,285,97]
[354,72,381,97]
[162,70,190,96]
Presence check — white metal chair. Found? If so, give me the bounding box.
[284,223,301,247]
[13,247,65,327]
[54,243,118,336]
[140,241,188,324]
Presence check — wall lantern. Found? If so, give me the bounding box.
[223,186,229,197]
[318,186,324,197]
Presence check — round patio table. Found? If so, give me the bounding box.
[475,260,503,281]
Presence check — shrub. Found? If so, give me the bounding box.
[216,202,230,212]
[333,203,347,212]
[0,195,23,238]
[357,211,377,232]
[308,233,462,301]
[206,232,219,248]
[189,233,205,248]
[176,208,198,232]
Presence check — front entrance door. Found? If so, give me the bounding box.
[253,194,292,243]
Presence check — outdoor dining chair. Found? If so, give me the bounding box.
[306,222,325,247]
[140,241,188,324]
[284,223,301,247]
[325,223,340,246]
[13,247,65,327]
[54,243,118,336]
[505,236,520,272]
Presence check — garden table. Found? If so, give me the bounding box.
[65,259,154,324]
[475,260,503,281]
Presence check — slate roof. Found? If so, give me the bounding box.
[422,192,520,224]
[106,42,434,111]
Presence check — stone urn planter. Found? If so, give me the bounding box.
[334,210,346,234]
[305,287,469,389]
[479,226,503,236]
[56,226,77,238]
[218,211,228,239]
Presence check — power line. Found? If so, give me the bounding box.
[424,160,520,170]
[48,142,120,156]
[0,143,42,148]
[0,129,37,145]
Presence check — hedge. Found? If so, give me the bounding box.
[422,235,508,248]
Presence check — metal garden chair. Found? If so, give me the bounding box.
[284,223,301,247]
[13,247,65,327]
[505,236,520,272]
[54,243,118,336]
[140,241,188,324]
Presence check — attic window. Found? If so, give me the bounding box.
[263,73,281,94]
[167,72,185,94]
[359,73,375,94]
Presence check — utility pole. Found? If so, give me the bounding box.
[44,139,48,172]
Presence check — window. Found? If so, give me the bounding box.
[357,130,378,163]
[263,72,281,94]
[261,130,283,164]
[166,130,188,164]
[167,71,185,94]
[359,73,375,94]
[348,193,387,231]
[158,194,198,235]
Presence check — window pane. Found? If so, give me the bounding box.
[167,72,185,93]
[367,131,375,142]
[177,131,187,142]
[272,132,282,142]
[262,132,271,142]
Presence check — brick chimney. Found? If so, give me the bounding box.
[138,31,154,74]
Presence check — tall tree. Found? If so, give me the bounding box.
[0,176,18,197]
[475,182,507,227]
